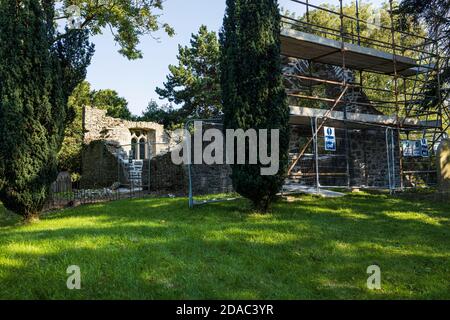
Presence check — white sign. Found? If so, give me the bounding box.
[421,139,429,157]
[402,140,413,157]
[402,139,429,158]
[324,127,336,151]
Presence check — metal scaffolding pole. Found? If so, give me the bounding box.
[312,117,320,191]
[389,0,403,191]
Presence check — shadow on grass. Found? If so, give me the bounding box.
[0,193,449,299]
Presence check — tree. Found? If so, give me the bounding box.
[397,0,450,116]
[0,0,94,221]
[220,0,290,212]
[58,81,133,176]
[0,0,172,221]
[57,81,91,178]
[156,25,222,122]
[91,89,132,119]
[140,100,182,129]
[57,0,174,60]
[398,0,450,38]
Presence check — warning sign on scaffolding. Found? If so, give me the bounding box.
[421,139,429,157]
[402,139,429,158]
[324,126,336,151]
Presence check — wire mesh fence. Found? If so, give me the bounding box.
[289,119,406,191]
[44,139,181,211]
[185,119,236,207]
[400,131,439,188]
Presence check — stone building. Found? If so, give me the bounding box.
[83,106,168,158]
[80,106,231,195]
[81,106,176,189]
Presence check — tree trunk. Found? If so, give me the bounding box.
[253,197,272,213]
[24,212,40,224]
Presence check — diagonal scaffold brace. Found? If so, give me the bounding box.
[287,85,349,176]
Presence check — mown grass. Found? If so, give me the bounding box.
[0,191,449,300]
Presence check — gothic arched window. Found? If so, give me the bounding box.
[139,137,146,160]
[131,138,138,160]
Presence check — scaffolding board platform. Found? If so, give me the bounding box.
[281,29,430,77]
[289,106,442,129]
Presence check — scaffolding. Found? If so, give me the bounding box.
[282,0,449,191]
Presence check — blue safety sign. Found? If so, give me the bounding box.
[324,127,336,151]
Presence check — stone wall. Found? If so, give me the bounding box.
[142,152,187,195]
[83,106,167,156]
[289,125,401,188]
[80,140,119,189]
[81,109,234,194]
[437,138,450,193]
[348,129,400,188]
[190,163,233,196]
[142,151,233,196]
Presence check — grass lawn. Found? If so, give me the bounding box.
[0,191,449,300]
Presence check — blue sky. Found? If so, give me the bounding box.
[86,0,384,115]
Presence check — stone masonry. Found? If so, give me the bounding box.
[83,106,167,157]
[437,138,450,193]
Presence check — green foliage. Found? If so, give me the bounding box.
[58,81,133,175]
[156,25,222,122]
[220,0,290,211]
[91,89,132,120]
[59,0,175,59]
[0,1,94,220]
[398,0,450,117]
[139,100,181,129]
[57,81,91,175]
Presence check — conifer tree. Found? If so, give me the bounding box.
[156,25,222,121]
[0,0,93,221]
[220,0,290,211]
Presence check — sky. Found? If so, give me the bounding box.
[85,0,384,115]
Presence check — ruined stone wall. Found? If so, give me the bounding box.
[142,152,187,195]
[80,140,119,189]
[83,106,167,156]
[142,151,233,196]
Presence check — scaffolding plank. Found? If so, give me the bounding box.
[289,106,442,129]
[281,29,421,76]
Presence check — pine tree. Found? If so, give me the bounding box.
[0,0,93,221]
[220,0,290,211]
[156,25,222,121]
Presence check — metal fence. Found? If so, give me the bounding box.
[44,120,440,211]
[288,118,431,192]
[44,139,180,211]
[185,119,236,208]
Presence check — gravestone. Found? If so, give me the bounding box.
[437,138,450,194]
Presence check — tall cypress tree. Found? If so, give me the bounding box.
[0,0,93,221]
[220,0,290,211]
